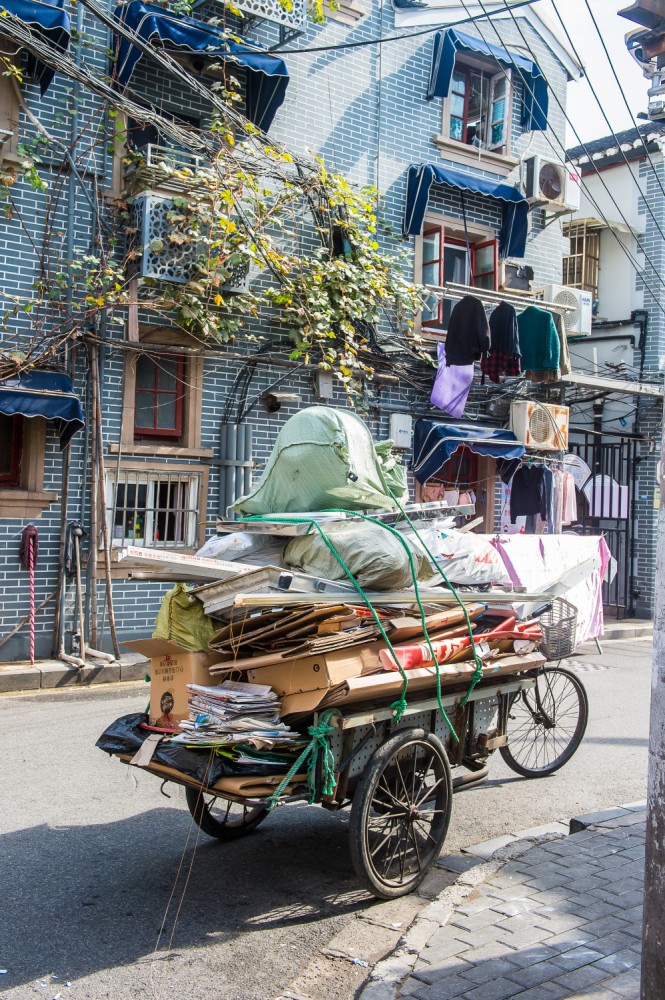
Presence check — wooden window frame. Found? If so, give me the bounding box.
[418,222,498,333]
[0,417,58,517]
[444,59,511,152]
[134,353,186,441]
[0,413,23,486]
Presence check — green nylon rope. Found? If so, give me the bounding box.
[387,492,485,706]
[237,513,414,722]
[309,507,458,739]
[265,709,338,811]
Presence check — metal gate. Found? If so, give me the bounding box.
[568,428,640,619]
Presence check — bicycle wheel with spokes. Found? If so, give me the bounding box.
[185,787,268,840]
[349,728,452,899]
[500,667,588,778]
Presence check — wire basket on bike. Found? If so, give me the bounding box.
[539,598,577,660]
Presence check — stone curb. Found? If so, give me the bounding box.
[357,803,647,1000]
[0,654,149,693]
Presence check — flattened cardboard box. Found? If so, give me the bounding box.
[124,639,225,726]
[247,639,385,717]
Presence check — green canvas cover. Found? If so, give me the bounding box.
[232,406,408,515]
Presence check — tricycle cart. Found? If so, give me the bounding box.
[118,661,588,899]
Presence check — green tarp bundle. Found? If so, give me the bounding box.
[232,406,408,516]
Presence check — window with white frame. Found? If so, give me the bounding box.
[445,61,511,153]
[105,470,200,548]
[420,223,498,330]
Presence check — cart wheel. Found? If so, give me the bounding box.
[349,728,452,899]
[500,667,588,778]
[185,787,268,840]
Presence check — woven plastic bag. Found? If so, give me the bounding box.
[153,582,216,651]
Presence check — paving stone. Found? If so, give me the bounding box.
[438,854,484,874]
[569,808,629,833]
[451,909,509,932]
[419,937,470,964]
[525,874,571,891]
[550,945,607,971]
[620,801,646,812]
[411,956,472,986]
[507,961,572,989]
[513,986,567,1000]
[460,942,520,965]
[588,931,640,956]
[553,964,610,991]
[406,974,472,999]
[400,977,426,996]
[577,916,629,938]
[543,929,602,952]
[532,911,588,934]
[592,947,641,975]
[459,957,522,985]
[462,978,524,1000]
[603,967,641,997]
[461,835,518,860]
[512,822,569,839]
[494,944,561,969]
[39,662,83,688]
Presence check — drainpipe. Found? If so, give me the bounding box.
[219,423,253,518]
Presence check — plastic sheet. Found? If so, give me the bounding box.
[96,713,292,782]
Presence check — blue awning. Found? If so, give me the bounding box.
[403,163,529,258]
[112,1,289,133]
[427,28,548,132]
[413,418,525,485]
[0,0,70,94]
[0,370,84,448]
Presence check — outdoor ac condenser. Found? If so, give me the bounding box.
[523,155,581,212]
[510,401,570,451]
[535,284,593,338]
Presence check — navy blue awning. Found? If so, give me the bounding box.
[112,1,289,133]
[0,0,70,94]
[0,370,84,448]
[427,28,548,132]
[403,163,529,258]
[413,418,525,485]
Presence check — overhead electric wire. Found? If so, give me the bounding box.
[274,0,539,54]
[579,0,665,204]
[462,0,665,324]
[547,0,665,241]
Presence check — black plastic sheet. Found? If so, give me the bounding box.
[96,713,290,784]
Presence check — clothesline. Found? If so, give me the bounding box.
[430,282,576,315]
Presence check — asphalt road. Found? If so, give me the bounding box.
[0,639,651,1000]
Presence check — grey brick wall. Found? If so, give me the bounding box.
[0,2,576,657]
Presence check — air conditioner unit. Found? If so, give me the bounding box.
[535,284,593,337]
[523,156,581,212]
[510,401,569,451]
[130,194,250,291]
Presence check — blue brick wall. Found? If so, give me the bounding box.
[0,1,576,657]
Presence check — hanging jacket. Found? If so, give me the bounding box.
[517,306,560,377]
[510,465,550,523]
[445,295,490,366]
[489,301,520,356]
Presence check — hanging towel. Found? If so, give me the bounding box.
[430,343,474,418]
[444,295,490,366]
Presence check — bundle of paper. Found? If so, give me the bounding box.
[171,680,300,751]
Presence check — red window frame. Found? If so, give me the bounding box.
[421,226,498,330]
[134,354,185,440]
[0,414,23,486]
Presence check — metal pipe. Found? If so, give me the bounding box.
[452,765,490,792]
[244,423,253,496]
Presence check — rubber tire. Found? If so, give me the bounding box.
[500,667,589,778]
[185,787,269,840]
[349,727,453,900]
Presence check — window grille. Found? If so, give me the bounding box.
[106,470,200,548]
[563,221,601,300]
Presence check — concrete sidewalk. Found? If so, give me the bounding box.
[0,652,148,692]
[362,804,646,1000]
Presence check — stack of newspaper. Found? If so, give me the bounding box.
[171,680,298,752]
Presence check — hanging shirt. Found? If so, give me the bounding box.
[480,301,521,383]
[510,465,550,523]
[445,295,490,366]
[552,312,572,376]
[517,306,560,380]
